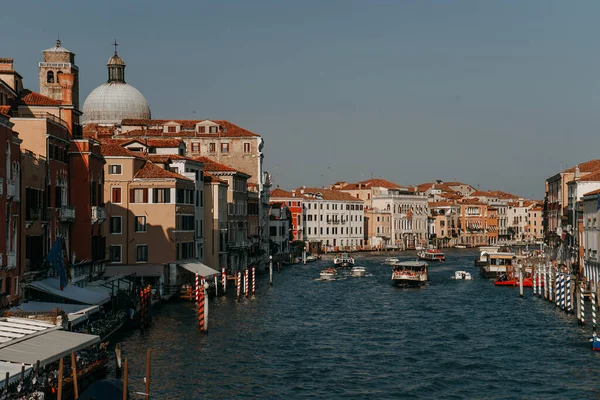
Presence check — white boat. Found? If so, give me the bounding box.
[417,248,446,262]
[455,245,467,249]
[384,257,400,265]
[333,253,354,267]
[305,255,319,263]
[391,261,428,287]
[320,267,337,280]
[453,270,472,280]
[474,246,500,266]
[350,266,366,277]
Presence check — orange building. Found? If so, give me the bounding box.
[270,187,303,242]
[458,199,489,246]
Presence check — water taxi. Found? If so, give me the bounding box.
[453,270,472,280]
[494,273,539,287]
[350,266,366,277]
[333,253,355,267]
[455,245,467,249]
[417,248,446,262]
[320,267,337,280]
[384,257,401,265]
[391,261,428,287]
[474,246,500,266]
[305,255,319,263]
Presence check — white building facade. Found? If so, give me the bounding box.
[372,191,428,249]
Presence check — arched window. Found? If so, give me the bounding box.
[47,71,54,83]
[56,71,63,83]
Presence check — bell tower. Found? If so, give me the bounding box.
[39,40,80,108]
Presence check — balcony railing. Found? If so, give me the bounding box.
[58,205,76,222]
[91,206,107,223]
[6,180,15,199]
[6,251,16,269]
[228,240,249,248]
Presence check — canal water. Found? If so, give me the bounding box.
[113,250,600,399]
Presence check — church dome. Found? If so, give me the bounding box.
[82,46,151,125]
[44,40,71,53]
[82,82,151,125]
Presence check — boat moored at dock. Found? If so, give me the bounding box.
[480,252,515,279]
[474,246,500,266]
[391,261,428,287]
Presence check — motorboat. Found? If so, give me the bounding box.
[453,270,472,280]
[455,245,467,249]
[494,273,538,287]
[417,248,446,262]
[391,261,428,287]
[350,266,366,277]
[305,255,319,263]
[320,267,337,280]
[384,257,401,265]
[333,253,355,267]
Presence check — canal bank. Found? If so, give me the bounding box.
[112,249,600,399]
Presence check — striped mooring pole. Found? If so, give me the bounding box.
[198,278,205,332]
[566,273,572,313]
[252,266,256,296]
[236,270,241,300]
[592,290,597,341]
[244,269,249,298]
[549,265,554,303]
[560,272,566,310]
[555,269,560,307]
[581,280,586,326]
[543,264,548,301]
[222,267,226,294]
[538,264,542,299]
[195,273,199,303]
[533,266,537,296]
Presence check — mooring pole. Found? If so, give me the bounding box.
[269,255,273,286]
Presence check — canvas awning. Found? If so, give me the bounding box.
[179,262,220,277]
[0,330,100,366]
[9,302,99,325]
[104,264,165,278]
[27,278,111,305]
[0,362,32,387]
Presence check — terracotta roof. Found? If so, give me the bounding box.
[296,187,363,202]
[122,138,183,148]
[100,143,139,158]
[488,190,520,199]
[0,106,11,117]
[135,161,191,180]
[120,119,260,138]
[192,156,241,174]
[416,182,456,193]
[203,172,227,184]
[583,188,600,197]
[143,155,171,164]
[577,170,600,182]
[358,178,401,189]
[439,192,462,200]
[429,201,455,207]
[564,160,600,174]
[444,182,471,187]
[270,188,295,198]
[460,198,484,205]
[531,206,543,211]
[19,90,61,106]
[469,190,491,197]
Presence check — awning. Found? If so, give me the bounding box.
[0,330,100,366]
[104,264,165,278]
[9,302,99,325]
[27,278,111,305]
[179,262,220,277]
[0,362,32,387]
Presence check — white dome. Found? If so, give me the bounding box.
[82,82,151,125]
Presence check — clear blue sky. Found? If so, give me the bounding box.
[4,0,600,199]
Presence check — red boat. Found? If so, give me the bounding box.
[494,276,542,287]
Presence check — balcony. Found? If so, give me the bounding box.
[91,206,107,223]
[6,180,15,199]
[58,205,76,222]
[6,251,16,270]
[228,240,249,249]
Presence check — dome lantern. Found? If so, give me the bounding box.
[107,40,126,83]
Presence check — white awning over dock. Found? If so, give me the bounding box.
[27,278,111,305]
[179,261,220,277]
[0,362,32,387]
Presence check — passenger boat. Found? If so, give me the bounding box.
[453,270,472,280]
[333,253,355,267]
[391,261,428,287]
[474,246,500,267]
[417,248,445,262]
[320,267,337,280]
[350,266,366,277]
[480,252,514,279]
[384,257,401,265]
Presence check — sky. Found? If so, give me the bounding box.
[3,1,600,199]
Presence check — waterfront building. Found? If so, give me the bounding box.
[526,205,544,242]
[428,201,460,248]
[269,202,291,257]
[269,187,304,241]
[298,187,364,251]
[457,198,489,246]
[102,143,197,287]
[582,189,600,282]
[507,200,537,242]
[202,172,228,273]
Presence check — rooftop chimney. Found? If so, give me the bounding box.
[0,58,13,71]
[575,165,580,181]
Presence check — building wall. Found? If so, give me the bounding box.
[303,199,364,250]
